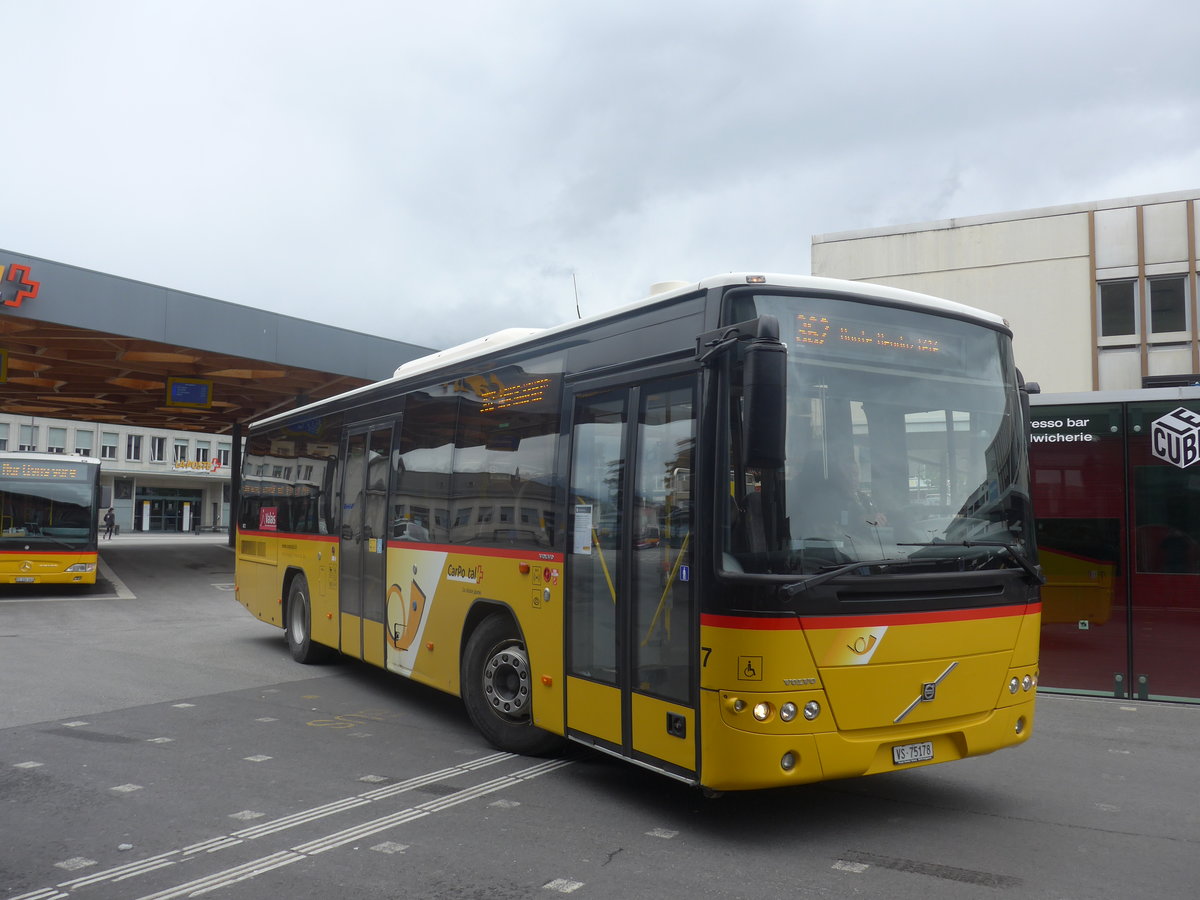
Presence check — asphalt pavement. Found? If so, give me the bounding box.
[2,534,1198,900]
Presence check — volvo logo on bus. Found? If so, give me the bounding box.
[1151,407,1200,469]
[894,661,959,723]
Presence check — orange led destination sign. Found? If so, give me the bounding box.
[1,459,91,481]
[795,312,942,354]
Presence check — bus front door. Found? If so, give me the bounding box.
[338,424,393,667]
[565,375,697,781]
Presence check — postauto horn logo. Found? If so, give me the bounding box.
[1151,407,1200,469]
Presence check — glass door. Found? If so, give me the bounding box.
[1126,401,1200,701]
[566,375,697,778]
[1029,403,1130,697]
[338,424,393,664]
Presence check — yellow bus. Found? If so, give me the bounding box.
[1,452,101,585]
[233,274,1042,791]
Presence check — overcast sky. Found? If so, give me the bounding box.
[4,1,1199,353]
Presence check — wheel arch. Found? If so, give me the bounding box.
[280,565,309,628]
[460,598,524,664]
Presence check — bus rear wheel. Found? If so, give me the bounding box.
[462,613,563,756]
[286,575,332,664]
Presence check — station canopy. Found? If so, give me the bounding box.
[0,250,433,434]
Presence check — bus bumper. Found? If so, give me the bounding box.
[698,688,1036,792]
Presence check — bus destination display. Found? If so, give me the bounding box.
[1,460,91,482]
[795,311,943,354]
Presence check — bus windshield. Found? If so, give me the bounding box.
[1,473,96,547]
[725,292,1034,577]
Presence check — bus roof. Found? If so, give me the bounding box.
[253,273,1009,430]
[0,451,102,466]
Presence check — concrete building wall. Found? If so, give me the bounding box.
[0,413,232,533]
[812,190,1200,395]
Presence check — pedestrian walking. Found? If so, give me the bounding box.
[103,507,115,540]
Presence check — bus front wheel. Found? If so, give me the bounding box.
[461,614,563,756]
[286,575,331,664]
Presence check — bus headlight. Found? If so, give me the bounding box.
[803,701,821,721]
[1022,674,1034,692]
[65,563,97,573]
[779,702,798,722]
[1008,676,1020,694]
[752,702,773,722]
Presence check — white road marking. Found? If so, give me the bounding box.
[20,751,568,900]
[53,859,96,872]
[543,878,585,893]
[833,860,871,873]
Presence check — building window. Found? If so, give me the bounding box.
[150,436,166,462]
[218,444,231,467]
[101,432,118,460]
[174,439,189,462]
[1148,275,1188,338]
[195,440,210,463]
[18,424,38,452]
[1099,280,1138,341]
[126,434,143,461]
[75,429,93,456]
[47,427,66,454]
[0,423,8,451]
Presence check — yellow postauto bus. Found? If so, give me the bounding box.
[1,452,101,585]
[233,274,1042,791]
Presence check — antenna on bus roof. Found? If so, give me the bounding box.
[573,272,582,319]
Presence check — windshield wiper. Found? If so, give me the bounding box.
[781,558,905,598]
[898,541,1045,584]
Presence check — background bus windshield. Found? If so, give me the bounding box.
[1,471,95,546]
[727,293,1032,576]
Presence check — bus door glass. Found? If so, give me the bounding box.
[566,376,696,777]
[338,423,394,662]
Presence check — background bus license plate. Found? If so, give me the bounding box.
[892,741,934,765]
[15,577,35,583]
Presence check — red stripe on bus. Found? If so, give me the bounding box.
[232,531,564,562]
[700,614,802,630]
[702,603,1041,631]
[0,550,95,557]
[384,541,565,562]
[236,530,339,542]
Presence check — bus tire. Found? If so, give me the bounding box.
[461,613,563,756]
[286,575,331,664]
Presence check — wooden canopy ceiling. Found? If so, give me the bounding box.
[1,316,372,434]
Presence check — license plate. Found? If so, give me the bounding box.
[14,577,36,583]
[892,741,934,765]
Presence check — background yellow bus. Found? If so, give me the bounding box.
[233,274,1042,791]
[1,452,101,585]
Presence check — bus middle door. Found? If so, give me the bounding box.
[338,423,393,666]
[565,375,697,781]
